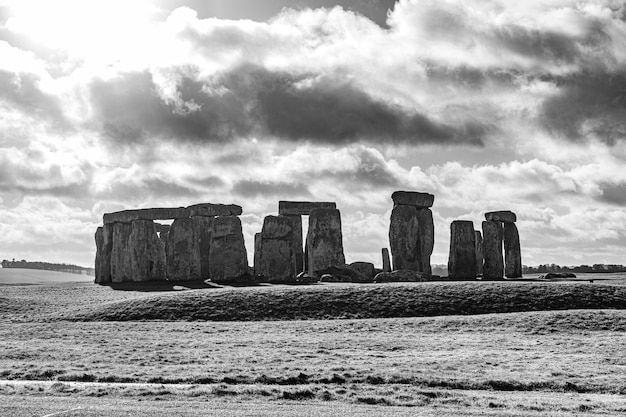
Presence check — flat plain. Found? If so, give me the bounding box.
[1,270,625,416]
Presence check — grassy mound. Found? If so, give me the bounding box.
[58,281,626,322]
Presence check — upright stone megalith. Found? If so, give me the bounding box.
[388,191,435,275]
[448,220,477,279]
[504,222,522,278]
[110,222,132,283]
[482,220,504,280]
[209,216,249,282]
[389,205,420,271]
[129,220,166,281]
[474,230,483,277]
[94,224,113,284]
[382,248,391,272]
[259,215,296,282]
[167,218,201,280]
[284,215,303,273]
[307,208,345,277]
[253,232,262,276]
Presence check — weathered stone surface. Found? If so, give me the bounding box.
[278,201,336,216]
[259,216,296,283]
[192,216,213,279]
[166,218,201,280]
[154,223,170,234]
[482,221,504,280]
[416,208,434,275]
[391,191,434,208]
[474,230,483,277]
[448,220,477,279]
[128,220,166,281]
[504,222,522,278]
[307,208,345,277]
[110,222,132,283]
[284,215,304,273]
[316,265,370,282]
[389,205,420,271]
[254,232,262,276]
[382,248,391,272]
[209,216,249,282]
[374,270,429,282]
[485,210,517,223]
[349,262,375,280]
[94,226,113,284]
[104,203,242,224]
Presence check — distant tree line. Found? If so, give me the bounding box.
[1,259,95,275]
[523,264,626,274]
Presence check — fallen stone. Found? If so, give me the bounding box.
[374,270,429,282]
[485,210,517,223]
[349,262,375,280]
[128,220,166,281]
[316,265,370,283]
[388,205,419,271]
[448,220,477,279]
[103,203,242,224]
[382,248,391,272]
[482,221,504,280]
[209,216,249,282]
[391,191,434,208]
[416,208,434,275]
[504,222,522,278]
[307,208,345,277]
[278,201,336,216]
[474,230,483,277]
[110,222,133,283]
[259,215,296,283]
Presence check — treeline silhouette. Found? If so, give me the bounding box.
[523,264,626,274]
[1,259,94,275]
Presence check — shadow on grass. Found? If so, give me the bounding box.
[103,280,220,292]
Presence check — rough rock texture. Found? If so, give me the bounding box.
[448,220,477,279]
[209,216,249,282]
[504,222,522,278]
[316,265,370,282]
[349,262,375,281]
[382,248,391,272]
[416,208,434,275]
[94,224,113,284]
[389,205,420,271]
[154,223,170,234]
[192,216,213,279]
[278,201,336,216]
[253,232,262,276]
[259,215,296,283]
[284,215,304,273]
[104,203,242,224]
[129,220,166,281]
[110,222,132,283]
[474,230,483,277]
[166,218,201,280]
[374,270,429,282]
[391,191,434,208]
[485,210,517,223]
[482,221,504,280]
[307,208,345,277]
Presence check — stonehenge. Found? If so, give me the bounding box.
[94,196,523,285]
[94,203,248,283]
[388,191,434,275]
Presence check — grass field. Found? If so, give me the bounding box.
[1,270,625,415]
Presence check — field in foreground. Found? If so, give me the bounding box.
[1,273,625,415]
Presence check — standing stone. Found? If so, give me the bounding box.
[474,230,483,277]
[448,220,477,279]
[254,232,262,276]
[482,221,504,280]
[382,248,391,272]
[94,224,113,284]
[416,208,434,275]
[285,214,303,273]
[192,216,213,279]
[504,222,522,278]
[209,216,249,282]
[167,218,201,280]
[307,208,345,277]
[110,222,132,283]
[259,216,296,282]
[389,205,420,271]
[129,220,166,281]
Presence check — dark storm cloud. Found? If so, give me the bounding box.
[231,180,311,198]
[541,72,626,144]
[599,183,626,206]
[89,65,489,146]
[0,70,68,129]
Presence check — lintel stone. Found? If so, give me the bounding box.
[391,191,434,208]
[278,201,336,216]
[485,210,517,223]
[104,203,242,224]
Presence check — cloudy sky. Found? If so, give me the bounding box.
[0,0,625,269]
